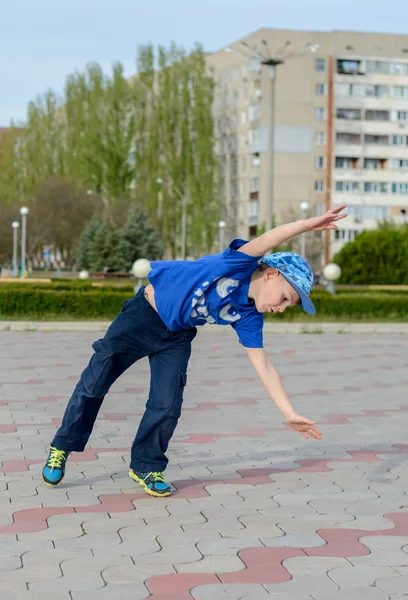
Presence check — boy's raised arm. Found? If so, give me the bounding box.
[237,205,347,257]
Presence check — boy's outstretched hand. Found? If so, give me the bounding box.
[286,412,322,439]
[305,204,347,232]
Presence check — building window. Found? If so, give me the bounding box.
[392,182,408,194]
[241,179,247,194]
[243,87,248,100]
[250,177,260,192]
[242,157,247,172]
[315,107,326,120]
[396,111,408,121]
[337,59,362,74]
[336,132,361,144]
[315,131,325,145]
[335,157,354,169]
[249,104,260,121]
[365,110,390,121]
[364,134,389,145]
[335,181,361,192]
[366,60,390,74]
[315,58,327,72]
[392,86,408,98]
[365,85,390,98]
[249,199,259,216]
[231,181,238,198]
[241,111,247,124]
[392,135,408,146]
[336,108,361,120]
[364,182,389,193]
[315,83,326,96]
[335,229,360,241]
[315,180,324,192]
[391,159,408,169]
[364,159,382,169]
[249,128,261,145]
[391,62,408,75]
[315,156,325,169]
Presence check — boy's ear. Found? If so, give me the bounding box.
[264,267,280,281]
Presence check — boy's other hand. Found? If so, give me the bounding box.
[285,412,322,439]
[305,205,347,232]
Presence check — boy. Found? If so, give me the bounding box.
[42,205,346,497]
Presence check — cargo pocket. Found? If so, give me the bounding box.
[82,339,114,397]
[170,371,187,416]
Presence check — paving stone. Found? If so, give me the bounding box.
[197,537,263,556]
[71,583,150,600]
[311,587,390,600]
[375,574,408,594]
[191,583,270,599]
[328,565,399,587]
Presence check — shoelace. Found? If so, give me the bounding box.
[142,472,165,482]
[47,448,67,469]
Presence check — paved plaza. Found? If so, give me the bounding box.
[1,328,408,599]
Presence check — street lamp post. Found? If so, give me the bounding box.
[300,201,309,259]
[227,41,319,233]
[218,220,226,251]
[19,207,29,278]
[12,221,20,277]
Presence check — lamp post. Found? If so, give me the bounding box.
[19,207,29,278]
[12,221,19,277]
[218,220,226,251]
[322,263,341,295]
[132,258,151,293]
[300,201,309,259]
[226,41,319,233]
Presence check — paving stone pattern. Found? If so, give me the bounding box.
[1,329,408,599]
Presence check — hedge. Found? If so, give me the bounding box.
[1,288,408,321]
[0,289,131,319]
[0,282,135,293]
[268,292,408,321]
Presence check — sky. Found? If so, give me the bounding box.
[1,0,406,126]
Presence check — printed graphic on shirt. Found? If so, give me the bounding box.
[190,277,242,325]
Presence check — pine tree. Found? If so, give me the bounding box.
[118,208,164,268]
[75,220,103,269]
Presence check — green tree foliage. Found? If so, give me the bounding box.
[75,209,163,272]
[75,220,104,270]
[332,225,408,284]
[0,44,219,264]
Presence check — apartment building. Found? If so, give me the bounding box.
[206,29,408,261]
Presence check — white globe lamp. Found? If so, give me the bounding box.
[131,258,151,279]
[78,270,89,280]
[323,263,341,282]
[322,263,341,295]
[132,258,151,293]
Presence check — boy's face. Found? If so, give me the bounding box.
[254,268,300,314]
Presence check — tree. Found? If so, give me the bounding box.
[86,222,126,272]
[75,219,104,270]
[75,208,163,272]
[332,225,408,284]
[0,44,220,259]
[118,208,164,267]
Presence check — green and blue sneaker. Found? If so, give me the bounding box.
[42,446,70,486]
[129,469,172,497]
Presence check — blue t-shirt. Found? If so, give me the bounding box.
[148,239,264,348]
